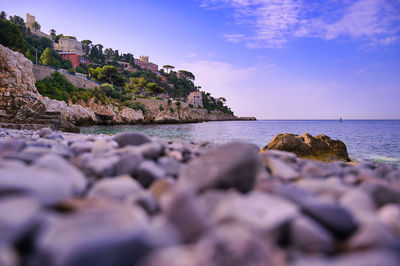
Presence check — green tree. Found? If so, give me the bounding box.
[9,15,25,31]
[40,47,59,67]
[146,82,164,95]
[32,21,41,32]
[163,65,175,74]
[50,29,56,39]
[81,40,92,55]
[178,70,195,81]
[0,19,27,53]
[0,11,7,20]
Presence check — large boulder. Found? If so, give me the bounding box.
[263,133,350,162]
[0,44,46,121]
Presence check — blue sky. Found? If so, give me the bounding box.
[2,0,400,119]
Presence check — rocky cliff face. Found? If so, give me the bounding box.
[44,97,144,125]
[151,107,235,123]
[0,44,46,122]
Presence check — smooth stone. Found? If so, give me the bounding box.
[0,196,41,243]
[378,204,400,237]
[158,157,182,177]
[0,165,81,205]
[0,244,19,266]
[277,186,358,239]
[114,153,143,176]
[297,179,349,201]
[34,154,87,194]
[340,189,375,219]
[135,142,164,159]
[39,128,53,138]
[149,178,176,200]
[88,175,143,201]
[265,156,300,181]
[300,160,343,178]
[179,142,260,193]
[162,189,210,243]
[347,218,394,250]
[0,139,26,153]
[70,141,93,155]
[291,215,335,253]
[330,249,400,266]
[361,182,400,207]
[35,205,149,266]
[213,192,299,235]
[262,149,297,163]
[132,190,160,215]
[136,160,166,188]
[113,132,152,147]
[85,155,120,177]
[91,139,118,155]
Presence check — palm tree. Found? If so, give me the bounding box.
[0,11,7,20]
[50,29,56,38]
[32,21,41,32]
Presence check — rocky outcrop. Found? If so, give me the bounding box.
[150,107,235,124]
[263,133,350,162]
[0,44,46,122]
[44,97,144,125]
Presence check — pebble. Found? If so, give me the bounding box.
[179,142,261,193]
[113,132,152,147]
[137,160,167,187]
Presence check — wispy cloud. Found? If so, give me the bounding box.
[201,0,400,48]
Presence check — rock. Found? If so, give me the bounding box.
[265,156,300,181]
[330,249,400,266]
[213,192,298,236]
[113,132,152,147]
[84,155,120,178]
[136,160,166,188]
[277,186,358,239]
[290,215,335,253]
[59,116,80,133]
[179,142,261,193]
[70,141,93,155]
[0,196,41,243]
[149,178,176,200]
[378,204,400,237]
[162,189,210,243]
[0,161,83,205]
[114,153,143,176]
[39,128,53,138]
[34,154,87,194]
[340,189,375,218]
[298,178,349,201]
[158,157,182,177]
[35,205,151,266]
[136,142,165,159]
[0,44,46,122]
[88,175,143,201]
[263,133,350,162]
[361,182,400,207]
[0,244,19,266]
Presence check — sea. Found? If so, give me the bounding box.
[81,120,400,164]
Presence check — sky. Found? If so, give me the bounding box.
[2,0,400,119]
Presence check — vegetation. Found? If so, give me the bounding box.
[202,92,233,115]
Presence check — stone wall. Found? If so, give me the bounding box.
[32,65,99,89]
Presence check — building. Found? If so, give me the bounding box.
[55,37,89,68]
[25,13,51,39]
[134,56,159,73]
[187,91,203,108]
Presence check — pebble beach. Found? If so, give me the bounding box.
[0,127,400,266]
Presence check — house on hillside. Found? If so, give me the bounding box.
[134,56,158,73]
[187,91,203,108]
[55,37,89,68]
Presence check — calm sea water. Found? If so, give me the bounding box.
[81,120,400,163]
